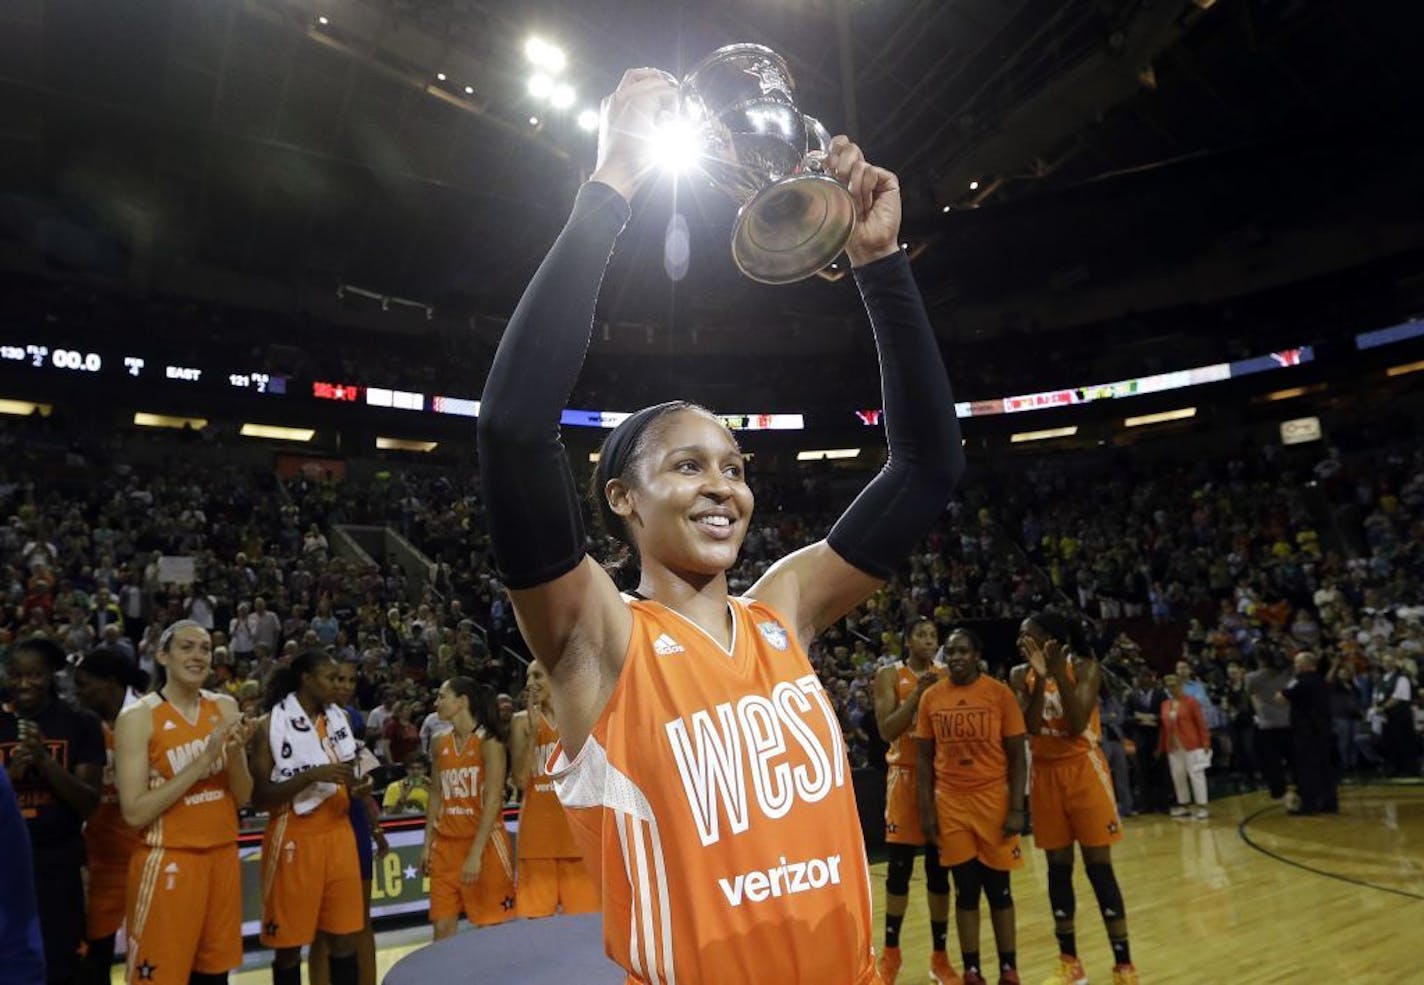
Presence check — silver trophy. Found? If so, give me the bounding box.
[680,44,856,285]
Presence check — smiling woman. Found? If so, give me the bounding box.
[475,67,965,985]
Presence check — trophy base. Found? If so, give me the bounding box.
[731,174,856,285]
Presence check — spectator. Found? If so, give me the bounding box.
[1281,653,1339,814]
[381,752,431,814]
[384,701,421,766]
[1158,674,1211,820]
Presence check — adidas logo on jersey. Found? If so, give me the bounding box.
[653,633,685,655]
[718,852,843,907]
[162,720,178,731]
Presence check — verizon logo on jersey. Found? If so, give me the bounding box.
[718,852,843,907]
[665,672,846,847]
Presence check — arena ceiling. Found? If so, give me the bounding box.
[1,0,1422,353]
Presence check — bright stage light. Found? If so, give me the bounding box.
[525,38,566,73]
[463,85,474,95]
[577,109,599,132]
[529,116,540,127]
[648,117,702,173]
[317,15,329,26]
[550,83,575,109]
[969,179,979,190]
[436,72,446,81]
[528,74,553,99]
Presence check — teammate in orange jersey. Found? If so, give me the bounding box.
[476,67,965,985]
[917,629,1027,985]
[73,647,149,985]
[1010,613,1138,985]
[422,677,516,940]
[873,618,954,984]
[114,621,256,985]
[249,650,367,985]
[509,660,599,919]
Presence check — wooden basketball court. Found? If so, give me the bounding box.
[162,783,1421,985]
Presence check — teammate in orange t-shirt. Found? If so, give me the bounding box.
[73,648,148,985]
[114,621,256,985]
[422,677,515,940]
[249,650,366,985]
[477,66,965,985]
[872,618,953,984]
[915,629,1027,985]
[509,660,598,919]
[1010,612,1137,985]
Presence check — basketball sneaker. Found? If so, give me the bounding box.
[998,970,1022,985]
[876,946,901,985]
[962,970,988,985]
[930,951,964,985]
[1193,807,1209,820]
[1169,806,1188,818]
[1111,964,1139,985]
[1041,954,1088,985]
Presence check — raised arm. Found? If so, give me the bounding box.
[115,703,243,830]
[751,141,965,643]
[477,71,677,675]
[508,709,534,793]
[874,664,936,742]
[1011,664,1048,735]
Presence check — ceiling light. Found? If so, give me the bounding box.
[240,423,315,442]
[529,115,540,127]
[968,179,979,190]
[436,72,446,81]
[317,15,329,25]
[1386,359,1424,377]
[463,84,474,95]
[796,448,860,461]
[550,83,575,109]
[528,73,553,99]
[0,399,52,417]
[376,437,439,453]
[525,37,566,73]
[942,205,952,213]
[648,116,702,173]
[577,109,599,132]
[588,452,601,463]
[900,242,908,250]
[1124,407,1196,427]
[134,412,208,430]
[1010,426,1078,444]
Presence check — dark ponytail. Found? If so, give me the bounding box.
[264,649,335,711]
[447,675,508,744]
[76,646,151,693]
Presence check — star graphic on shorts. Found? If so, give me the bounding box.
[264,921,279,937]
[404,865,418,880]
[1012,845,1022,860]
[137,960,157,981]
[1107,820,1121,835]
[502,896,516,911]
[886,821,898,835]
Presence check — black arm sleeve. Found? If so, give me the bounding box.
[826,251,966,580]
[477,182,631,589]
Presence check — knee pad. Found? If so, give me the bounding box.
[189,974,229,985]
[885,843,916,896]
[950,860,983,911]
[1047,861,1076,919]
[980,866,1013,911]
[1085,862,1126,921]
[923,845,950,895]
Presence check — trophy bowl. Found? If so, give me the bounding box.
[681,43,856,285]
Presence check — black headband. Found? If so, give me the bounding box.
[597,401,686,486]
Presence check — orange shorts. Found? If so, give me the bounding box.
[1030,750,1123,852]
[884,765,926,845]
[515,856,599,918]
[259,818,364,948]
[934,783,1023,871]
[428,831,516,927]
[125,845,242,984]
[87,850,133,940]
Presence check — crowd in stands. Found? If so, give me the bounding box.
[2,403,1421,825]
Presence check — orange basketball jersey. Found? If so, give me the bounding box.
[517,710,580,860]
[137,691,238,850]
[885,662,940,769]
[1024,664,1101,761]
[267,715,351,834]
[87,692,146,863]
[433,729,491,839]
[914,676,1025,792]
[549,597,877,985]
